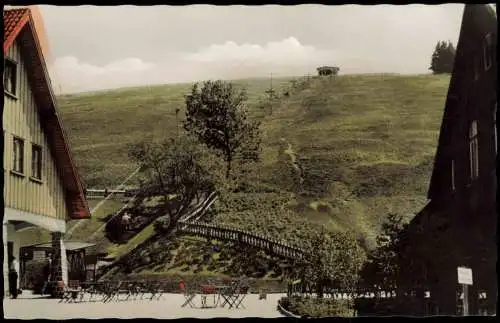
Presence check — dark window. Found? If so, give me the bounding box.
[32,144,42,180]
[4,59,17,95]
[451,159,455,191]
[483,33,492,71]
[495,103,497,156]
[13,137,24,174]
[473,56,480,81]
[469,120,479,180]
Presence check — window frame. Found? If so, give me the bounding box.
[12,136,25,175]
[469,120,479,180]
[3,131,6,172]
[31,144,43,182]
[483,33,492,71]
[4,58,18,97]
[451,159,456,191]
[494,103,497,157]
[473,55,480,82]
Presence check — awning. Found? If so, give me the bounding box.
[21,240,96,252]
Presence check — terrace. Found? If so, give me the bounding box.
[3,290,286,319]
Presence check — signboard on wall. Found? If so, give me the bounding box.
[457,267,473,285]
[33,250,46,262]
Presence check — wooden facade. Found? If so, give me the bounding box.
[4,40,70,222]
[401,4,497,315]
[3,8,90,297]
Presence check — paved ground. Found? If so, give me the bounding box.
[3,291,286,319]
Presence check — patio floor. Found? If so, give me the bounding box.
[3,291,286,319]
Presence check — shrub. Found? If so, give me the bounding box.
[301,228,366,298]
[154,215,172,234]
[280,296,354,317]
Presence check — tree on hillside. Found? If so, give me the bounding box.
[184,80,262,180]
[429,41,456,74]
[128,135,223,231]
[359,213,408,291]
[302,228,366,299]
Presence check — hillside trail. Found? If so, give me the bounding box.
[66,166,141,240]
[279,138,304,200]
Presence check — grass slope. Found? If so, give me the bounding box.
[57,74,449,269]
[58,78,293,187]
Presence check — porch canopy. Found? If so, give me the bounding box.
[20,241,97,262]
[22,241,96,252]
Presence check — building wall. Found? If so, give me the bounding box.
[404,5,497,315]
[3,39,69,223]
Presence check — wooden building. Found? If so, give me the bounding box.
[400,4,497,315]
[3,8,90,296]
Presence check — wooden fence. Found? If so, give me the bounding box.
[91,187,308,262]
[85,188,131,199]
[177,221,307,261]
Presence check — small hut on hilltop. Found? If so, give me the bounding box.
[316,66,340,76]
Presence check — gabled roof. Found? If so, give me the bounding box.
[427,4,497,200]
[3,8,90,220]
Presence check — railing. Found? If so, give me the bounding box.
[287,279,402,299]
[85,188,131,199]
[177,221,307,261]
[91,187,307,262]
[178,191,218,224]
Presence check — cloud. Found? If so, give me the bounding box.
[51,37,340,93]
[51,56,155,93]
[49,35,448,94]
[184,37,334,65]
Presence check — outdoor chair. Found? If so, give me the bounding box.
[58,280,82,303]
[150,280,167,301]
[220,280,241,309]
[233,285,250,309]
[93,281,110,302]
[115,280,134,301]
[102,281,120,302]
[128,281,145,300]
[137,281,152,300]
[82,281,102,302]
[179,281,196,308]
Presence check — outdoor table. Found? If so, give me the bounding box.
[199,284,218,308]
[81,281,105,301]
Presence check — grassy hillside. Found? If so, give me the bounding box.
[57,74,449,257]
[58,78,293,187]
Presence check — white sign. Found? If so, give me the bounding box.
[457,267,473,285]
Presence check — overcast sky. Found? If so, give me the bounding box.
[34,4,466,94]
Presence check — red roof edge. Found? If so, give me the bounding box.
[27,16,91,219]
[3,9,30,54]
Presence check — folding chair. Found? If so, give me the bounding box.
[128,281,143,300]
[116,280,134,301]
[220,280,240,309]
[84,281,100,302]
[179,281,196,308]
[233,285,250,309]
[102,281,120,303]
[137,281,150,300]
[92,281,108,302]
[59,280,82,303]
[151,280,167,301]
